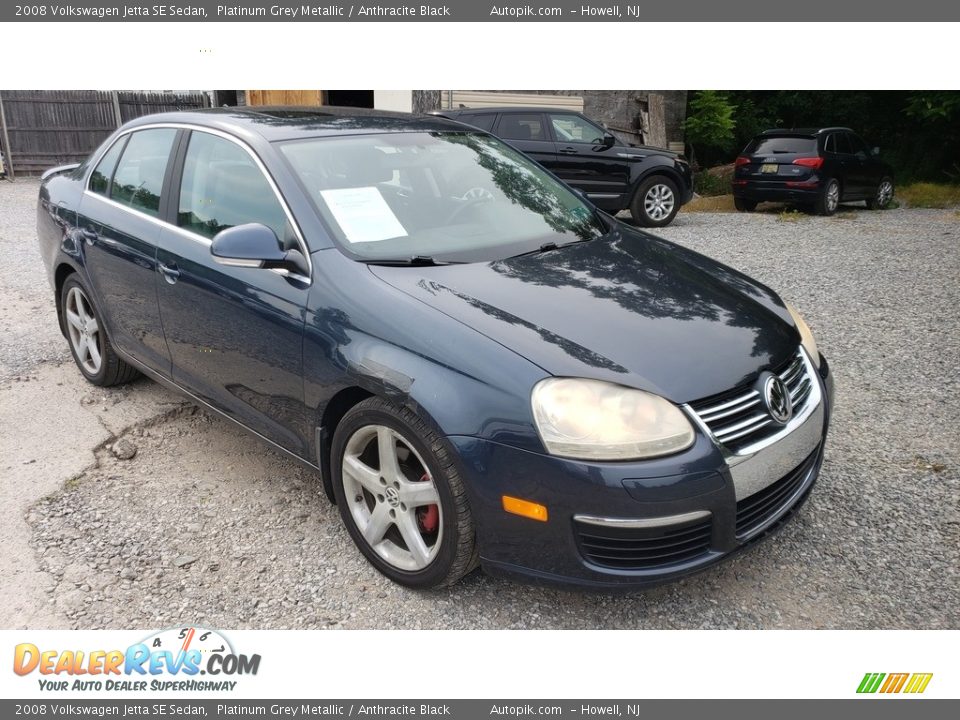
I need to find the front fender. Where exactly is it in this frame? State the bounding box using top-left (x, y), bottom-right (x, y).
top-left (629, 160), bottom-right (687, 200)
top-left (303, 250), bottom-right (550, 457)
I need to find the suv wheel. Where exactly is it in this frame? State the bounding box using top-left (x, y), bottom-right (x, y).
top-left (866, 177), bottom-right (894, 210)
top-left (814, 178), bottom-right (840, 216)
top-left (734, 197), bottom-right (757, 212)
top-left (631, 176), bottom-right (680, 227)
top-left (331, 397), bottom-right (478, 589)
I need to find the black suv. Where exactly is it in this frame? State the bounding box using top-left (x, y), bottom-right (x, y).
top-left (733, 127), bottom-right (894, 216)
top-left (433, 107), bottom-right (693, 227)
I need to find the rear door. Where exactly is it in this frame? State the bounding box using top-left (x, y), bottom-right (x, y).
top-left (76, 127), bottom-right (180, 374)
top-left (492, 112), bottom-right (557, 168)
top-left (846, 132), bottom-right (878, 196)
top-left (155, 129), bottom-right (311, 456)
top-left (544, 112), bottom-right (631, 210)
top-left (825, 132), bottom-right (863, 197)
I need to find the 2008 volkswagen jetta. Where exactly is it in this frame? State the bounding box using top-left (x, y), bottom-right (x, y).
top-left (37, 107), bottom-right (834, 589)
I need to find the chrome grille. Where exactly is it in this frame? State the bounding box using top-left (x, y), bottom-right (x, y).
top-left (689, 349), bottom-right (816, 453)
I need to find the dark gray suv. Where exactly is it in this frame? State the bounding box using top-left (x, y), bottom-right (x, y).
top-left (433, 107), bottom-right (694, 227)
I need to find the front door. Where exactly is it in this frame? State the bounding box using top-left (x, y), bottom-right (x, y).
top-left (543, 112), bottom-right (631, 211)
top-left (155, 129), bottom-right (311, 456)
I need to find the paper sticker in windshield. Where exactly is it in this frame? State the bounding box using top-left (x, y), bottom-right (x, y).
top-left (319, 187), bottom-right (408, 244)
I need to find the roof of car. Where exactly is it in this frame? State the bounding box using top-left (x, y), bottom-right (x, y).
top-left (122, 105), bottom-right (471, 141)
top-left (435, 107), bottom-right (582, 115)
top-left (760, 127), bottom-right (854, 136)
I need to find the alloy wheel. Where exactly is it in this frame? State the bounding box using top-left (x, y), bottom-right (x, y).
top-left (340, 424), bottom-right (443, 572)
top-left (65, 286), bottom-right (103, 375)
top-left (876, 180), bottom-right (894, 207)
top-left (644, 183), bottom-right (676, 221)
top-left (826, 181), bottom-right (840, 213)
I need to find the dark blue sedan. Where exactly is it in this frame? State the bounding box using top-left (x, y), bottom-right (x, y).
top-left (37, 107), bottom-right (834, 589)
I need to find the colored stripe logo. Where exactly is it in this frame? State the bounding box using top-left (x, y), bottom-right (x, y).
top-left (857, 672), bottom-right (933, 694)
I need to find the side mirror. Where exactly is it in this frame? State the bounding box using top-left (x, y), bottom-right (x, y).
top-left (601, 133), bottom-right (616, 148)
top-left (871, 146), bottom-right (880, 156)
top-left (211, 223), bottom-right (308, 277)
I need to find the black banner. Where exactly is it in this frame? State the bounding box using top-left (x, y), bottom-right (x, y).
top-left (5, 1), bottom-right (960, 22)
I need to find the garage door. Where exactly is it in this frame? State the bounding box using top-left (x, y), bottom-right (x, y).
top-left (443, 91), bottom-right (584, 112)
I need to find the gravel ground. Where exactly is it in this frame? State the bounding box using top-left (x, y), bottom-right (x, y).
top-left (0, 179), bottom-right (70, 380)
top-left (2, 177), bottom-right (958, 629)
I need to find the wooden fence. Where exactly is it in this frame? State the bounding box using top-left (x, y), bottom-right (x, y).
top-left (0, 90), bottom-right (209, 177)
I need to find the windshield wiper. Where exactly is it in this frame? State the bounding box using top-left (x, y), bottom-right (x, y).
top-left (511, 237), bottom-right (601, 259)
top-left (365, 255), bottom-right (465, 267)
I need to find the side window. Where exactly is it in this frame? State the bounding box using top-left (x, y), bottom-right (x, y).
top-left (463, 113), bottom-right (496, 132)
top-left (88, 136), bottom-right (127, 196)
top-left (496, 113), bottom-right (547, 142)
top-left (833, 133), bottom-right (853, 155)
top-left (823, 134), bottom-right (836, 154)
top-left (548, 113), bottom-right (605, 144)
top-left (848, 133), bottom-right (870, 156)
top-left (109, 129), bottom-right (177, 216)
top-left (177, 131), bottom-right (291, 245)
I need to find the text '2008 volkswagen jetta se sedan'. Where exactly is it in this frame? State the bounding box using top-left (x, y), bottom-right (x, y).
top-left (37, 107), bottom-right (834, 589)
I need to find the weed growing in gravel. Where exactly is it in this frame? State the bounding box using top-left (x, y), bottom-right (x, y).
top-left (914, 455), bottom-right (947, 473)
top-left (897, 182), bottom-right (960, 208)
top-left (777, 209), bottom-right (804, 222)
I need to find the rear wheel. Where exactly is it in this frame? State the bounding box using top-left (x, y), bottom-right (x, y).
top-left (734, 197), bottom-right (757, 212)
top-left (331, 397), bottom-right (478, 589)
top-left (61, 276), bottom-right (139, 386)
top-left (866, 177), bottom-right (894, 209)
top-left (814, 178), bottom-right (840, 216)
top-left (630, 176), bottom-right (680, 227)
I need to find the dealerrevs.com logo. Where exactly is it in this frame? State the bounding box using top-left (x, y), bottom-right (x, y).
top-left (857, 673), bottom-right (933, 694)
top-left (13, 627), bottom-right (260, 692)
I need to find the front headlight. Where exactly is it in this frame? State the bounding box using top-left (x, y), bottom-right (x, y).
top-left (531, 378), bottom-right (695, 461)
top-left (785, 302), bottom-right (821, 368)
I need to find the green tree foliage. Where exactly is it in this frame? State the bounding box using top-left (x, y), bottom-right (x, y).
top-left (686, 91), bottom-right (960, 183)
top-left (905, 92), bottom-right (960, 123)
top-left (682, 91), bottom-right (736, 162)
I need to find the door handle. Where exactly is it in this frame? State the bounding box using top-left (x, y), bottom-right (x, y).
top-left (158, 262), bottom-right (180, 285)
top-left (559, 147), bottom-right (578, 155)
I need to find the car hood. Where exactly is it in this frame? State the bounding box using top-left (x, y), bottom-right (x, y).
top-left (623, 141), bottom-right (677, 156)
top-left (369, 228), bottom-right (799, 403)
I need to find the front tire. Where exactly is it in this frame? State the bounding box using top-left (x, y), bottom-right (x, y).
top-left (61, 276), bottom-right (139, 387)
top-left (630, 176), bottom-right (680, 227)
top-left (331, 397), bottom-right (478, 589)
top-left (866, 177), bottom-right (894, 209)
top-left (814, 178), bottom-right (840, 216)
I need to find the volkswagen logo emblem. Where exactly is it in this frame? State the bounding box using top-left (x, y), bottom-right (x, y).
top-left (385, 486), bottom-right (400, 508)
top-left (762, 374), bottom-right (793, 425)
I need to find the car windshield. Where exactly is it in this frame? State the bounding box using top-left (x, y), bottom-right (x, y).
top-left (278, 131), bottom-right (607, 263)
top-left (746, 136), bottom-right (817, 155)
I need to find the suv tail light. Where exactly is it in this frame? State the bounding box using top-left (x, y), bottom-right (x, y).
top-left (792, 157), bottom-right (824, 170)
top-left (735, 156), bottom-right (750, 167)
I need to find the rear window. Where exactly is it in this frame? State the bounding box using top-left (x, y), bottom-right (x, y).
top-left (461, 113), bottom-right (496, 132)
top-left (746, 136), bottom-right (817, 155)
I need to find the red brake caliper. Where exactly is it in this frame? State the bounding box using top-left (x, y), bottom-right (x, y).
top-left (416, 473), bottom-right (439, 533)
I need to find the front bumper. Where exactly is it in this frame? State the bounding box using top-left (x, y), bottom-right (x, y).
top-left (449, 353), bottom-right (834, 590)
